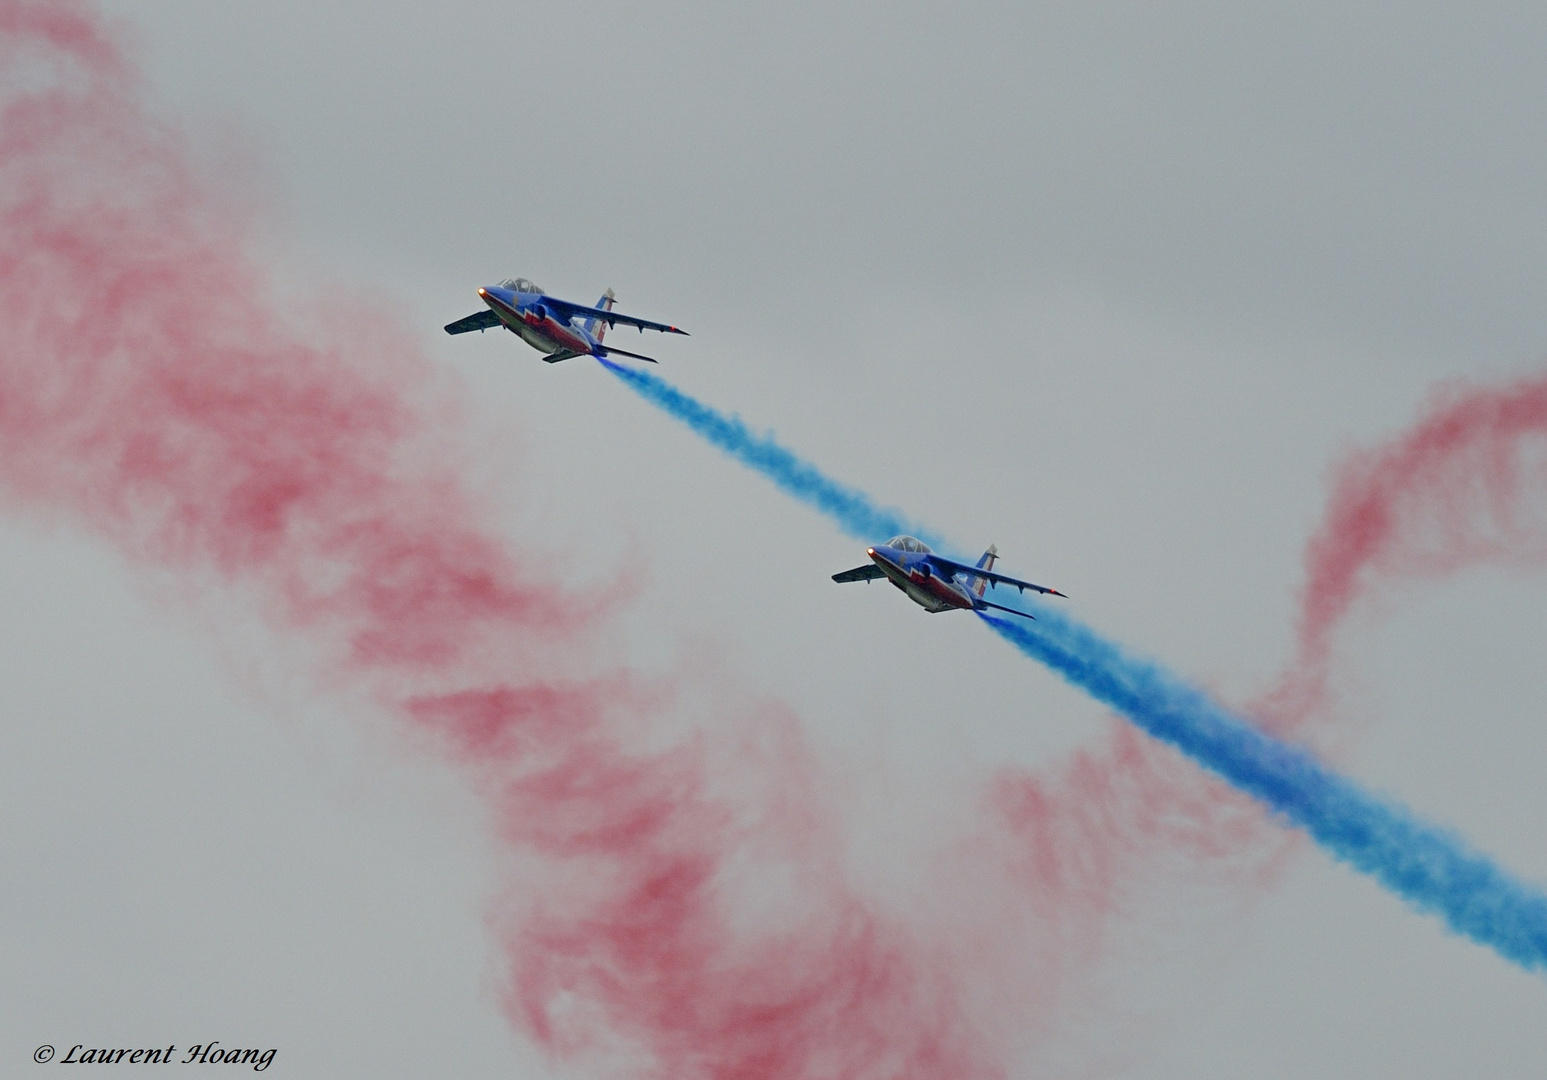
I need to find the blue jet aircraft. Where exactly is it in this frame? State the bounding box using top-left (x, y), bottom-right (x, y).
top-left (832, 538), bottom-right (1065, 620)
top-left (444, 278), bottom-right (687, 363)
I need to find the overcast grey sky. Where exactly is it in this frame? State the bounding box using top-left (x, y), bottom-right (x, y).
top-left (4, 2), bottom-right (1547, 1076)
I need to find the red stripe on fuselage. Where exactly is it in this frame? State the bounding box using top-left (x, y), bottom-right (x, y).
top-left (869, 550), bottom-right (974, 613)
top-left (910, 567), bottom-right (973, 608)
top-left (483, 293), bottom-right (595, 356)
top-left (525, 312), bottom-right (592, 354)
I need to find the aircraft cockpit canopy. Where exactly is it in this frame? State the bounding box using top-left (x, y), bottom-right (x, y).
top-left (498, 278), bottom-right (543, 294)
top-left (885, 536), bottom-right (932, 553)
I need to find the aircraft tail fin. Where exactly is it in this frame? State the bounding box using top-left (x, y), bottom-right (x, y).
top-left (970, 544), bottom-right (998, 598)
top-left (585, 288), bottom-right (617, 343)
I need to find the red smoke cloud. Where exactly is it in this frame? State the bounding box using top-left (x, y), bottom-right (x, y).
top-left (988, 375), bottom-right (1547, 1012)
top-left (990, 369), bottom-right (1547, 1039)
top-left (6, 4), bottom-right (1547, 1079)
top-left (0, 5), bottom-right (1016, 1077)
top-left (1267, 376), bottom-right (1547, 736)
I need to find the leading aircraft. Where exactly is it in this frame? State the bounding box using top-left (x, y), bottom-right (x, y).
top-left (444, 278), bottom-right (687, 363)
top-left (832, 537), bottom-right (1065, 620)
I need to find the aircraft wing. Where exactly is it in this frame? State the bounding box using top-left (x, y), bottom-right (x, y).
top-left (832, 564), bottom-right (885, 583)
top-left (542, 296), bottom-right (688, 336)
top-left (923, 554), bottom-right (1066, 597)
top-left (445, 309), bottom-right (502, 334)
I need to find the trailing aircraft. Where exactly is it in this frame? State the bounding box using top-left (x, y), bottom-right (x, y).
top-left (444, 278), bottom-right (687, 363)
top-left (832, 537), bottom-right (1064, 620)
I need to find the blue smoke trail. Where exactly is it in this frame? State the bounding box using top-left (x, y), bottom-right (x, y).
top-left (600, 356), bottom-right (1547, 973)
top-left (598, 358), bottom-right (941, 549)
top-left (982, 608), bottom-right (1547, 971)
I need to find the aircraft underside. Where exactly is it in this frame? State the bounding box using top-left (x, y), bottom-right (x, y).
top-left (876, 561), bottom-right (972, 613)
top-left (512, 321), bottom-right (562, 355)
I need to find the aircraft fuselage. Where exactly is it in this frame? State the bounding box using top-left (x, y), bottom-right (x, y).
top-left (831, 538), bottom-right (1055, 621)
top-left (481, 285), bottom-right (596, 358)
top-left (445, 278), bottom-right (684, 363)
top-left (867, 544), bottom-right (976, 613)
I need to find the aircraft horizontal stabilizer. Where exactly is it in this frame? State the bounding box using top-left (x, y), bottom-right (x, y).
top-left (975, 597), bottom-right (1036, 620)
top-left (599, 344), bottom-right (660, 364)
top-left (832, 564), bottom-right (885, 583)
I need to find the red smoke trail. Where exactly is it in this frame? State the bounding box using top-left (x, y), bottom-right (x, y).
top-left (0, 5), bottom-right (1035, 1078)
top-left (992, 371), bottom-right (1547, 1018)
top-left (1267, 376), bottom-right (1547, 737)
top-left (8, 4), bottom-right (1547, 1077)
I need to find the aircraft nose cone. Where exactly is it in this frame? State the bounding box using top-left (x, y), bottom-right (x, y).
top-left (481, 285), bottom-right (515, 309)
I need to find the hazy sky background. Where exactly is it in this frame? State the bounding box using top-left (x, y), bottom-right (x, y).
top-left (4, 2), bottom-right (1547, 1076)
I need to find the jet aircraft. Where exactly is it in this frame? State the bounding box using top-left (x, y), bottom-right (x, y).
top-left (832, 537), bottom-right (1065, 620)
top-left (444, 278), bottom-right (687, 363)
